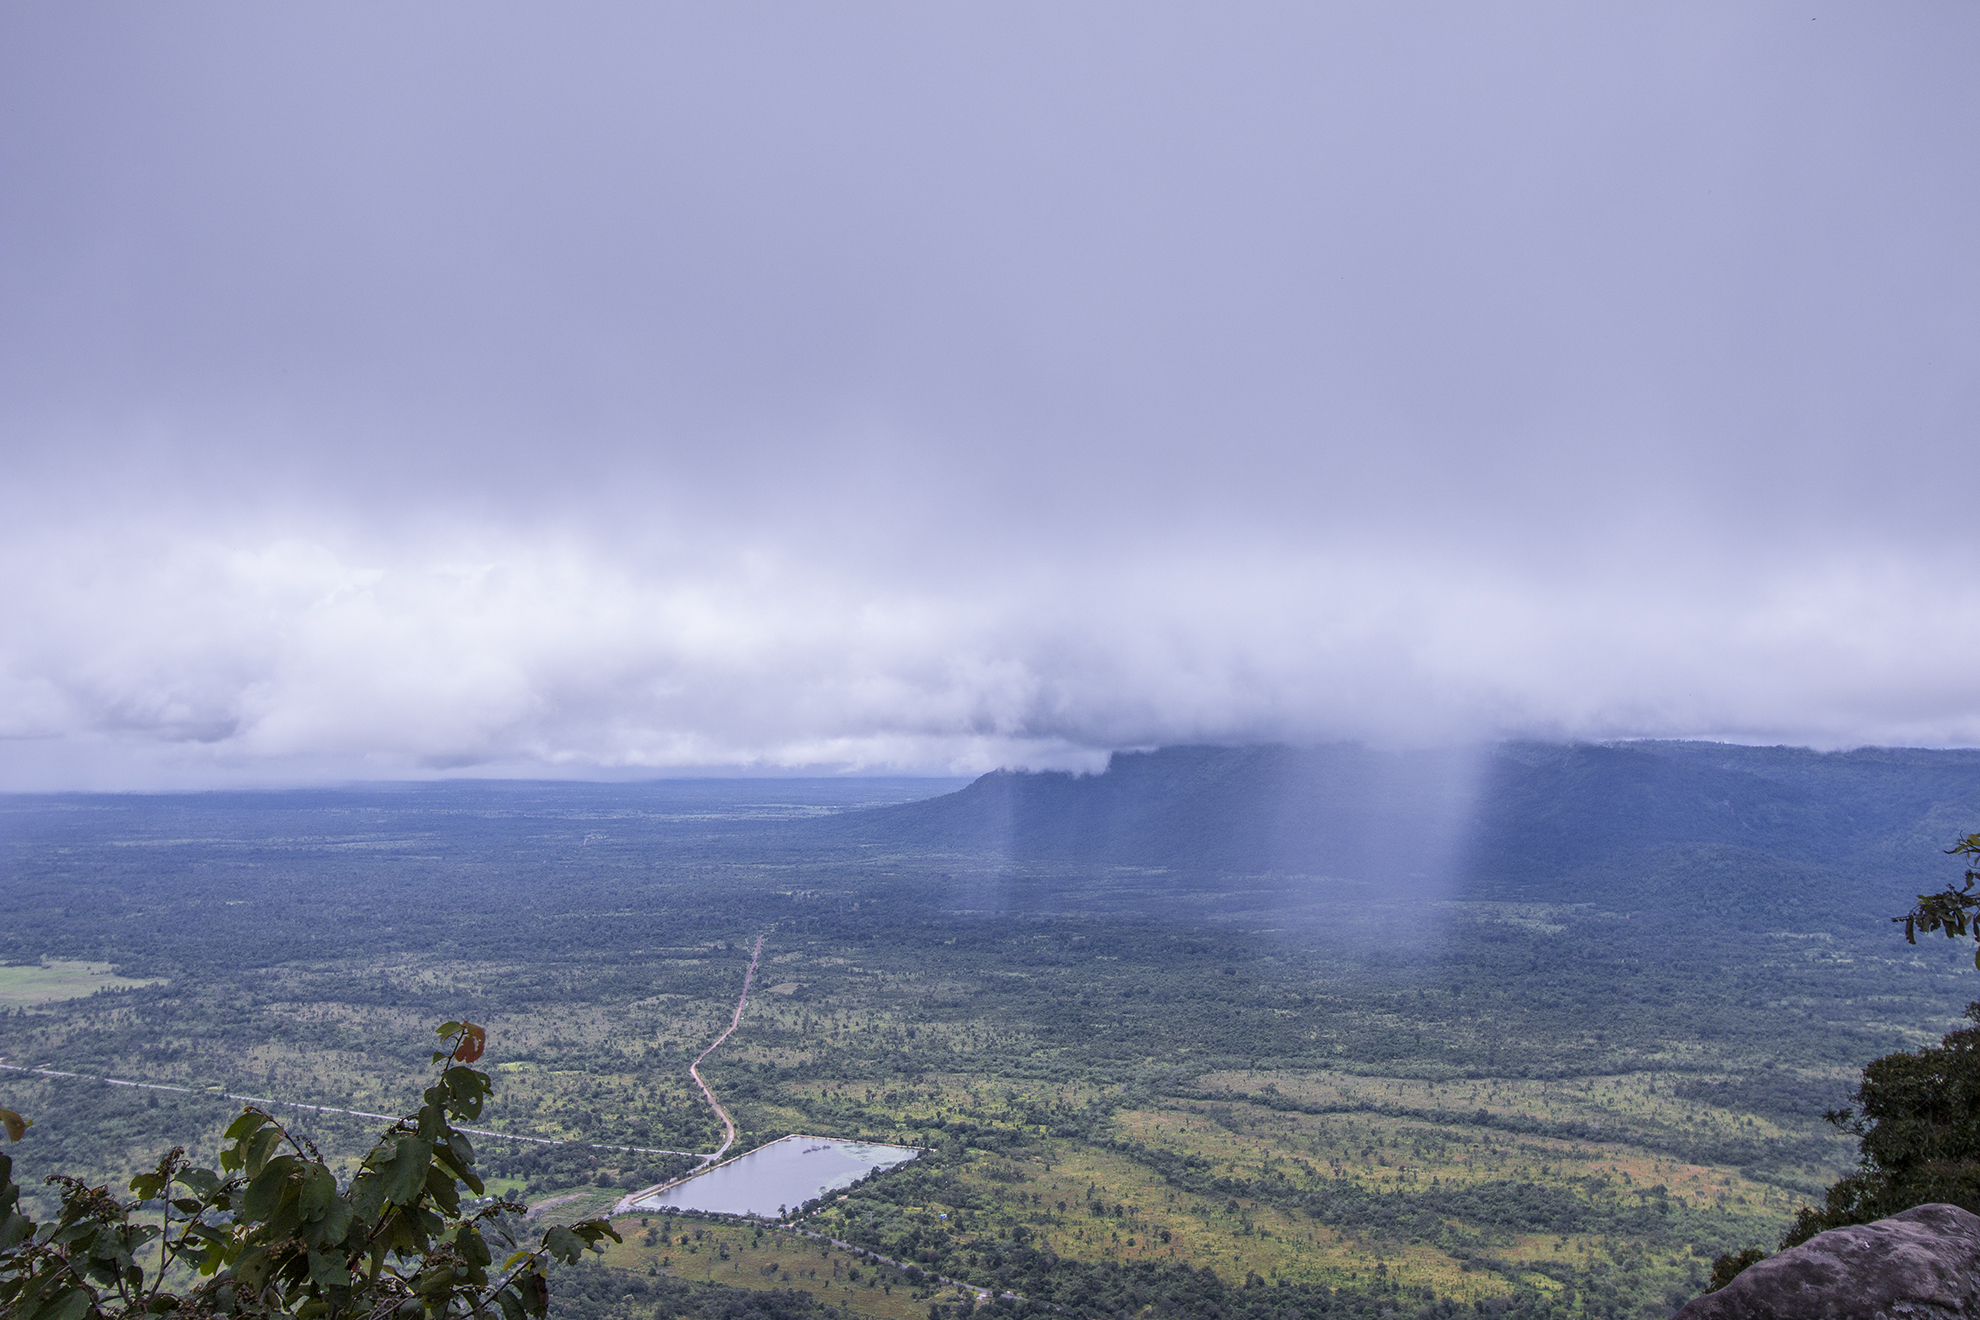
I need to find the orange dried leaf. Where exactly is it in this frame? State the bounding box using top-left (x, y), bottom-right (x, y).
top-left (453, 1024), bottom-right (487, 1063)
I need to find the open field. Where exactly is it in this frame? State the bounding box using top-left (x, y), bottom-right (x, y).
top-left (598, 1214), bottom-right (954, 1320)
top-left (0, 959), bottom-right (164, 1007)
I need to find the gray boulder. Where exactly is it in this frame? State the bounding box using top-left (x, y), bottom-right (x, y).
top-left (1676, 1204), bottom-right (1980, 1320)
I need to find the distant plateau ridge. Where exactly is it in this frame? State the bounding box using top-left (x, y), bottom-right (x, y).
top-left (804, 741), bottom-right (1980, 914)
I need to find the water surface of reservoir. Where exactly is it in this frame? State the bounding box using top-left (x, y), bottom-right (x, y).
top-left (631, 1135), bottom-right (920, 1217)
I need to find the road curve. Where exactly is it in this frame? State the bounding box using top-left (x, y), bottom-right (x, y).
top-left (690, 933), bottom-right (764, 1166)
top-left (616, 934), bottom-right (766, 1213)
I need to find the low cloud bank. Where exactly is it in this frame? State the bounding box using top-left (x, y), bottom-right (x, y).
top-left (7, 516), bottom-right (1979, 790)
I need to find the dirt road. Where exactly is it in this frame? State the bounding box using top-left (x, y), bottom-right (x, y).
top-left (690, 932), bottom-right (764, 1165)
top-left (616, 933), bottom-right (765, 1212)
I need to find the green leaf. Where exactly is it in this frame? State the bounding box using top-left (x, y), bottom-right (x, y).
top-left (300, 1197), bottom-right (354, 1251)
top-left (241, 1159), bottom-right (299, 1222)
top-left (307, 1251), bottom-right (352, 1290)
top-left (0, 1110), bottom-right (29, 1143)
top-left (241, 1128), bottom-right (285, 1178)
top-left (422, 1163), bottom-right (462, 1218)
top-left (518, 1270), bottom-right (549, 1317)
top-left (28, 1286), bottom-right (93, 1320)
top-left (541, 1225), bottom-right (585, 1264)
top-left (567, 1218), bottom-right (621, 1248)
top-left (455, 1222), bottom-right (491, 1269)
top-left (378, 1138), bottom-right (433, 1206)
top-left (494, 1287), bottom-right (527, 1320)
top-left (433, 1137), bottom-right (483, 1196)
top-left (222, 1111), bottom-right (269, 1142)
top-left (348, 1170), bottom-right (386, 1224)
top-left (174, 1168), bottom-right (221, 1198)
top-left (51, 1220), bottom-right (101, 1249)
top-left (442, 1070), bottom-right (489, 1121)
top-left (297, 1164), bottom-right (337, 1221)
top-left (233, 1246), bottom-right (273, 1291)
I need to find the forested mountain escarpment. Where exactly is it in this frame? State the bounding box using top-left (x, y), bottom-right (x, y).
top-left (804, 740), bottom-right (1980, 909)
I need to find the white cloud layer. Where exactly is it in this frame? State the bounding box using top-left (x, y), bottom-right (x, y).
top-left (8, 514), bottom-right (1980, 789)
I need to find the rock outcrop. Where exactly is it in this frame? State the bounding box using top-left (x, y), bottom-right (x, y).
top-left (1675, 1204), bottom-right (1980, 1320)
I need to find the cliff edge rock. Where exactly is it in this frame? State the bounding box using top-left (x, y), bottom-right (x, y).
top-left (1676, 1204), bottom-right (1980, 1320)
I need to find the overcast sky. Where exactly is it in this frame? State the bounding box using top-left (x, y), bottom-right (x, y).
top-left (3, 4), bottom-right (1978, 788)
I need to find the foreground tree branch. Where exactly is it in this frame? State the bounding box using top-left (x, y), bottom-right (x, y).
top-left (0, 1020), bottom-right (619, 1320)
top-left (1895, 833), bottom-right (1980, 967)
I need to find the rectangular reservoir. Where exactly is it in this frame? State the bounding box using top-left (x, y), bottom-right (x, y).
top-left (630, 1134), bottom-right (920, 1218)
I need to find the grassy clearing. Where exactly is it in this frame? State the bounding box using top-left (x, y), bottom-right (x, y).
top-left (0, 961), bottom-right (164, 1008)
top-left (1125, 1096), bottom-right (1831, 1211)
top-left (1196, 1068), bottom-right (1820, 1150)
top-left (600, 1215), bottom-right (946, 1320)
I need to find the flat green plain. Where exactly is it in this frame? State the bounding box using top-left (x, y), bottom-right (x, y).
top-left (0, 960), bottom-right (164, 1008)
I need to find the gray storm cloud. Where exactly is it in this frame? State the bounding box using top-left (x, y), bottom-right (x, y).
top-left (3, 4), bottom-right (1978, 787)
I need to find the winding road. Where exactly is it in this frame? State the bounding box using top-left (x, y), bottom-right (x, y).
top-left (11, 938), bottom-right (1019, 1302)
top-left (689, 933), bottom-right (764, 1166)
top-left (615, 933), bottom-right (765, 1211)
top-left (3, 935), bottom-right (775, 1217)
top-left (613, 938), bottom-right (1027, 1305)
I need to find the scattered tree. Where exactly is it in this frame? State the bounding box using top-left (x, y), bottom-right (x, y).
top-left (1776, 833), bottom-right (1980, 1249)
top-left (1780, 1003), bottom-right (1980, 1248)
top-left (1706, 1247), bottom-right (1765, 1292)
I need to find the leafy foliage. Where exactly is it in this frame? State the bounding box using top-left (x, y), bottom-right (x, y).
top-left (1779, 1002), bottom-right (1980, 1248)
top-left (1704, 1247), bottom-right (1763, 1293)
top-left (0, 1022), bottom-right (618, 1320)
top-left (1896, 834), bottom-right (1980, 968)
top-left (1772, 834), bottom-right (1980, 1249)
